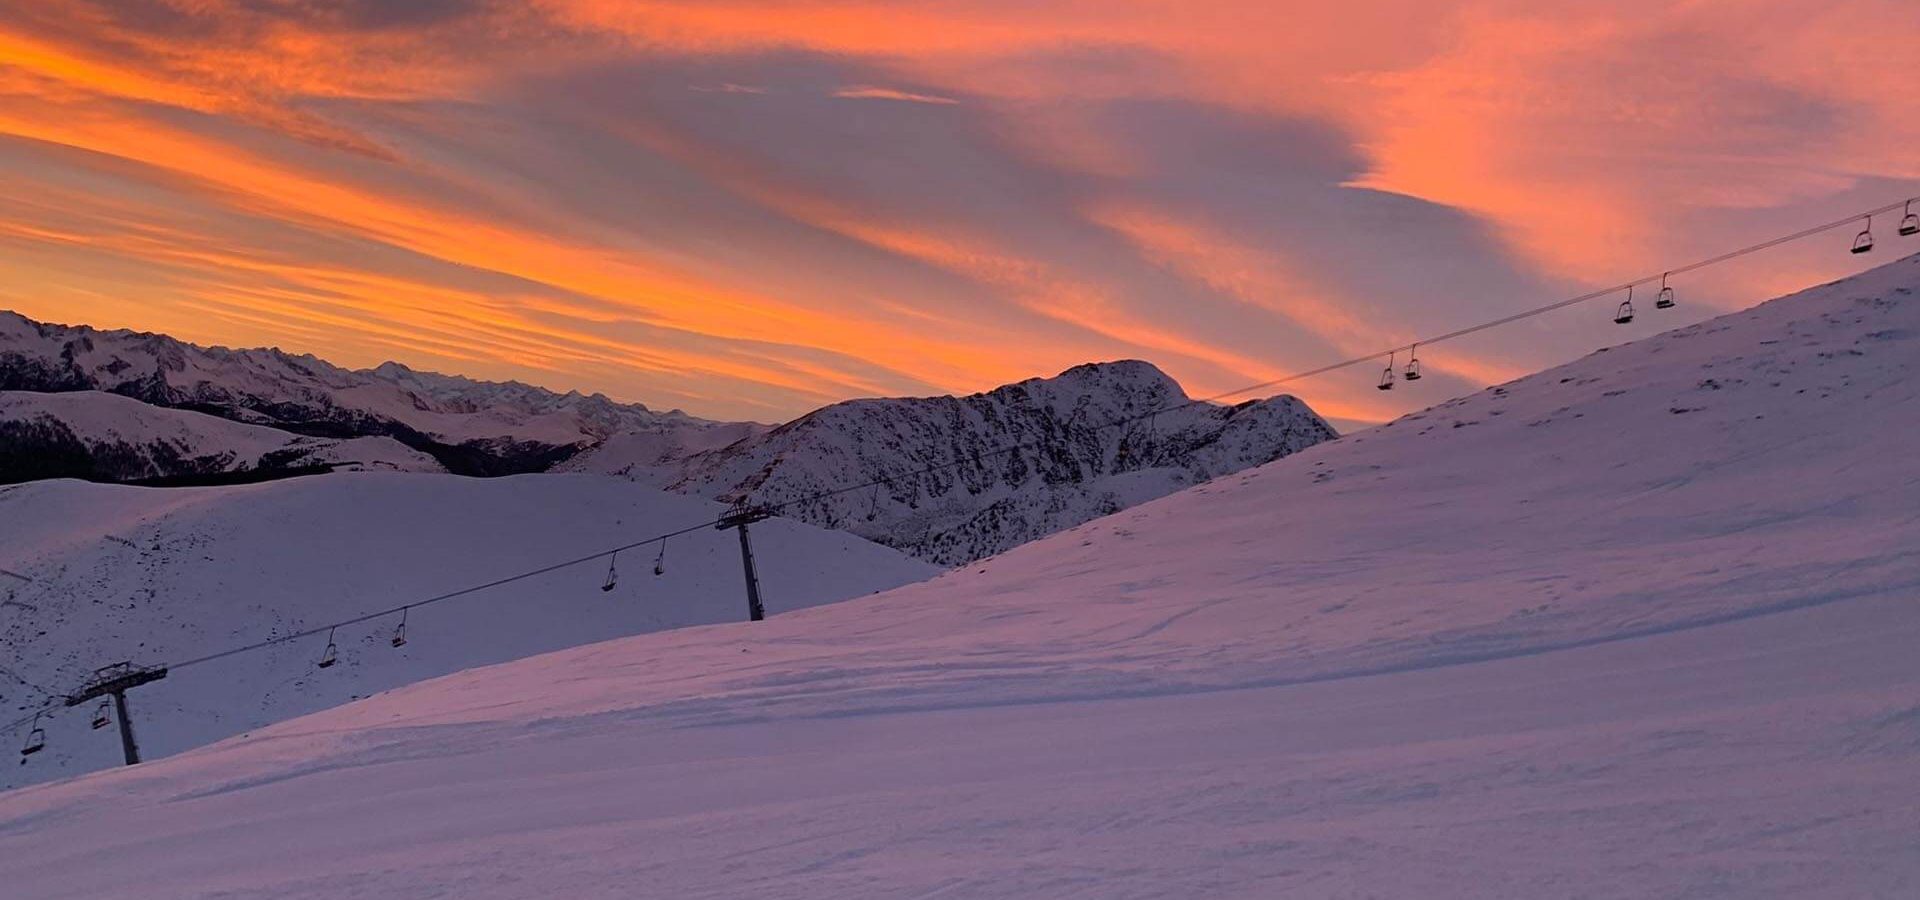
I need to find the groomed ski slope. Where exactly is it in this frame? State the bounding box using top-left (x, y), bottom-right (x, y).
top-left (2, 255), bottom-right (1919, 897)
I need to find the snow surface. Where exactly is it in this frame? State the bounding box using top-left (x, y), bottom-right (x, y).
top-left (3, 254), bottom-right (1920, 897)
top-left (0, 474), bottom-right (938, 791)
top-left (0, 390), bottom-right (443, 478)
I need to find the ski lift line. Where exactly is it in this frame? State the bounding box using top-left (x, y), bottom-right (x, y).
top-left (1, 704), bottom-right (52, 739)
top-left (1179, 195), bottom-right (1920, 405)
top-left (87, 194), bottom-right (1919, 685)
top-left (161, 517), bottom-right (726, 673)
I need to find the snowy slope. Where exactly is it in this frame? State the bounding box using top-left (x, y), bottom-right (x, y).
top-left (0, 390), bottom-right (443, 483)
top-left (567, 360), bottom-right (1337, 564)
top-left (0, 311), bottom-right (744, 474)
top-left (3, 254), bottom-right (1920, 897)
top-left (0, 474), bottom-right (938, 791)
top-left (558, 418), bottom-right (769, 481)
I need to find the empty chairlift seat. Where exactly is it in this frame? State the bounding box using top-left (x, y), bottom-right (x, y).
top-left (1852, 217), bottom-right (1875, 254)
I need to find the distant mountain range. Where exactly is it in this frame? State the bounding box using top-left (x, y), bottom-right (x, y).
top-left (0, 390), bottom-right (442, 484)
top-left (1, 310), bottom-right (1337, 563)
top-left (0, 310), bottom-right (743, 477)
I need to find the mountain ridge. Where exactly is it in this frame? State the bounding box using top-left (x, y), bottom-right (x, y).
top-left (0, 310), bottom-right (739, 475)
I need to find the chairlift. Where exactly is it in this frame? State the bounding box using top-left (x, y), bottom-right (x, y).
top-left (1900, 200), bottom-right (1918, 237)
top-left (1613, 286), bottom-right (1635, 325)
top-left (1403, 344), bottom-right (1423, 381)
top-left (601, 552), bottom-right (619, 592)
top-left (90, 699), bottom-right (111, 730)
top-left (1377, 352), bottom-right (1396, 391)
top-left (20, 712), bottom-right (45, 757)
top-left (1655, 272), bottom-right (1676, 310)
top-left (391, 608), bottom-right (408, 648)
top-left (1851, 216), bottom-right (1874, 254)
top-left (317, 626), bottom-right (339, 669)
top-left (865, 483), bottom-right (883, 521)
top-left (653, 540), bottom-right (667, 577)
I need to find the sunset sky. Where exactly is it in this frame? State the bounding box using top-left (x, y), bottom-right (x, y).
top-left (1, 1), bottom-right (1915, 426)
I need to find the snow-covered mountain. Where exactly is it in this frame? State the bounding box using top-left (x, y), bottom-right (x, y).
top-left (567, 360), bottom-right (1338, 564)
top-left (0, 473), bottom-right (938, 791)
top-left (4, 254), bottom-right (1915, 898)
top-left (0, 391), bottom-right (443, 484)
top-left (0, 311), bottom-right (743, 476)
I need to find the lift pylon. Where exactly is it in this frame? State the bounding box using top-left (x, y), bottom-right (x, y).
top-left (64, 662), bottom-right (167, 766)
top-left (716, 504), bottom-right (774, 622)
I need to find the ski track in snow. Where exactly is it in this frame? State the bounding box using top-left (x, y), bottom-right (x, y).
top-left (1, 255), bottom-right (1920, 897)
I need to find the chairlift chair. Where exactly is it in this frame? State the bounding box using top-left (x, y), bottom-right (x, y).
top-left (1376, 352), bottom-right (1396, 391)
top-left (317, 627), bottom-right (339, 669)
top-left (90, 699), bottom-right (111, 730)
top-left (391, 608), bottom-right (408, 648)
top-left (1852, 217), bottom-right (1874, 254)
top-left (653, 540), bottom-right (667, 577)
top-left (1403, 344), bottom-right (1423, 381)
top-left (1613, 286), bottom-right (1635, 325)
top-left (20, 712), bottom-right (46, 757)
top-left (1655, 273), bottom-right (1676, 310)
top-left (1900, 201), bottom-right (1918, 237)
top-left (601, 552), bottom-right (618, 592)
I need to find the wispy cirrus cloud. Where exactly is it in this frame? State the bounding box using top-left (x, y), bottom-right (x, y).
top-left (833, 86), bottom-right (960, 105)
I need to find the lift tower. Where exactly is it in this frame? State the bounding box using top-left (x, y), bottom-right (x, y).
top-left (715, 504), bottom-right (773, 622)
top-left (64, 662), bottom-right (168, 766)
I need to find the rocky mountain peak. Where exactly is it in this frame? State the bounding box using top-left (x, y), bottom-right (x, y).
top-left (570, 360), bottom-right (1337, 565)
